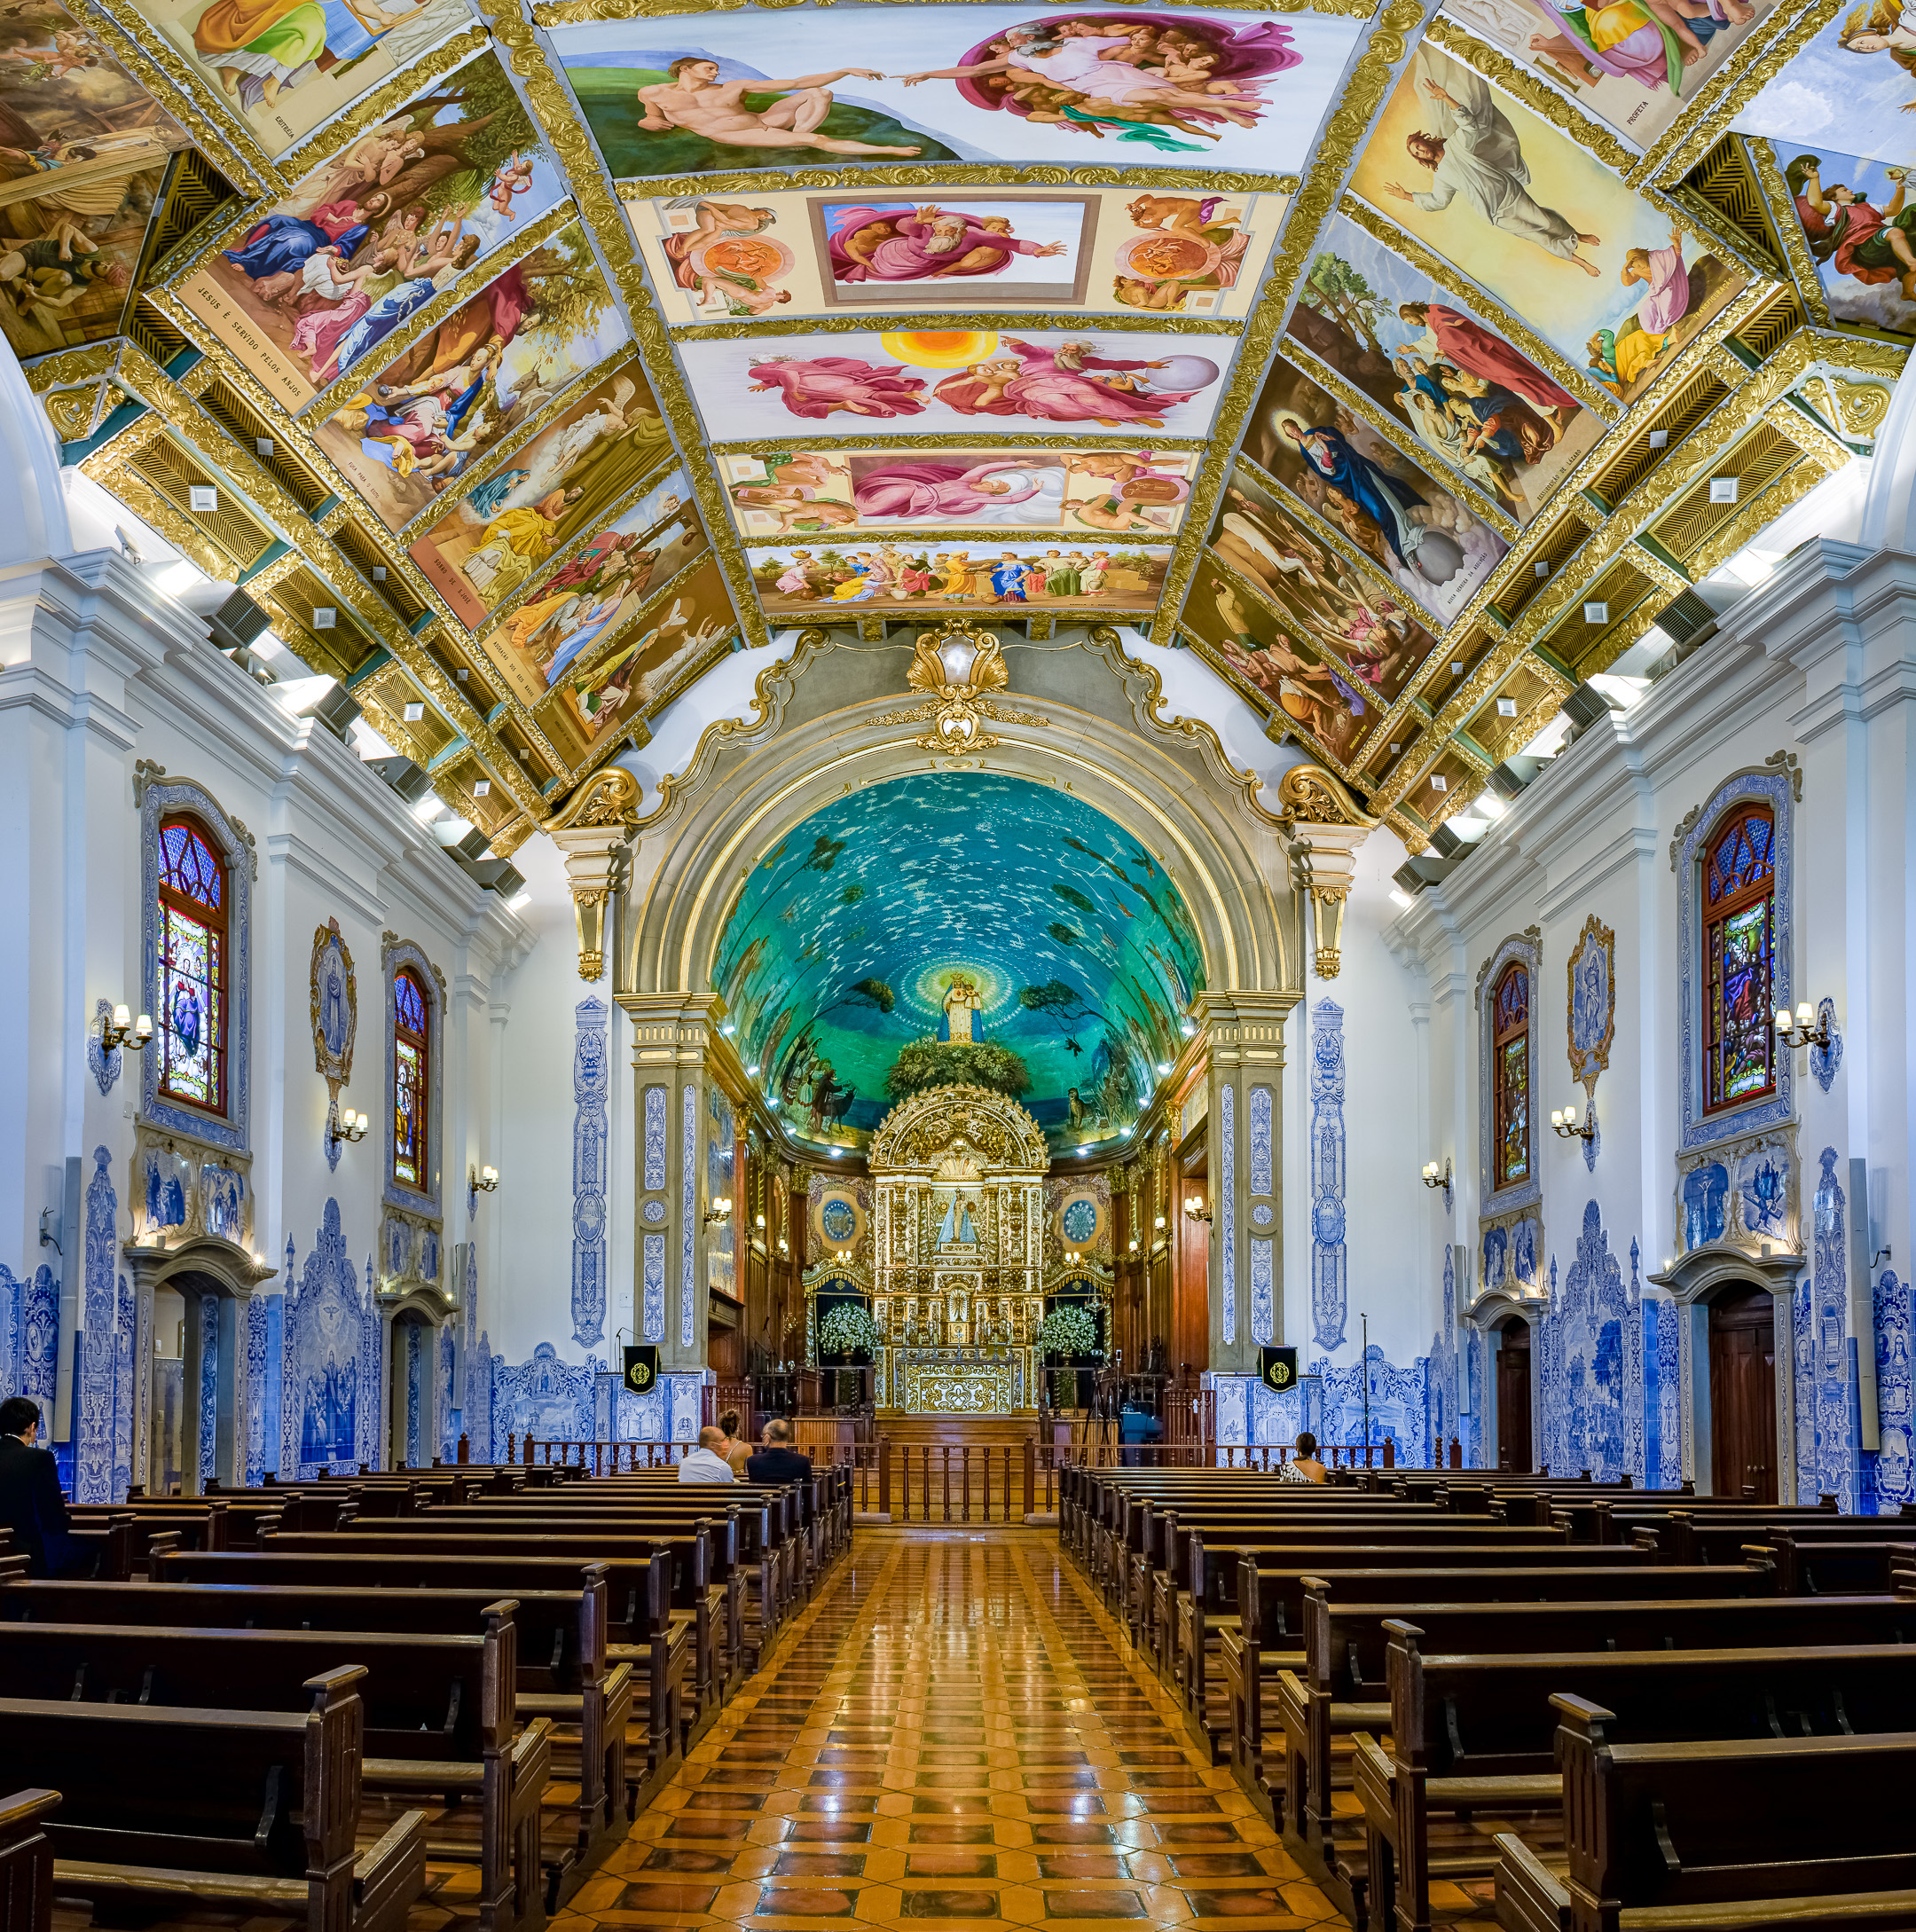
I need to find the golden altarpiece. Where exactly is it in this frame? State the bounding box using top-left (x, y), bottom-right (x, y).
top-left (864, 1084), bottom-right (1050, 1418)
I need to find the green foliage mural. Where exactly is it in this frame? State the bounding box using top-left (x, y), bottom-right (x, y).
top-left (712, 774), bottom-right (1205, 1149)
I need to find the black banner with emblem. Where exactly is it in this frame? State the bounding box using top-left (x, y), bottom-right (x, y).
top-left (1260, 1347), bottom-right (1299, 1394)
top-left (623, 1345), bottom-right (660, 1394)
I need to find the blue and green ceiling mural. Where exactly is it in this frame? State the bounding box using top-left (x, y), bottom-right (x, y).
top-left (713, 774), bottom-right (1205, 1151)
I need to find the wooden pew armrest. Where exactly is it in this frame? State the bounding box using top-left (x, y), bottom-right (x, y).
top-left (1426, 1773), bottom-right (1560, 1807)
top-left (1273, 1669), bottom-right (1309, 1736)
top-left (511, 1714), bottom-right (554, 1825)
top-left (354, 1808), bottom-right (428, 1932)
top-left (362, 1759), bottom-right (485, 1790)
top-left (1493, 1830), bottom-right (1571, 1932)
top-left (1351, 1732), bottom-right (1395, 1838)
top-left (1328, 1700), bottom-right (1390, 1728)
top-left (51, 1861), bottom-right (309, 1910)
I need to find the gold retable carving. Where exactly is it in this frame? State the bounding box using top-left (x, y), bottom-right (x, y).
top-left (868, 624), bottom-right (1051, 754)
top-left (898, 1356), bottom-right (1020, 1417)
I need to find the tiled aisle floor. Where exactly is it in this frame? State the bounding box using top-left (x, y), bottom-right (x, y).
top-left (560, 1527), bottom-right (1347, 1932)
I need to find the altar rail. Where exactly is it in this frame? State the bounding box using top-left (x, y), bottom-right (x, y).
top-left (503, 1427), bottom-right (1441, 1520)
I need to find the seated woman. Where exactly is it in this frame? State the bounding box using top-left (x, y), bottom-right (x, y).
top-left (1279, 1428), bottom-right (1330, 1484)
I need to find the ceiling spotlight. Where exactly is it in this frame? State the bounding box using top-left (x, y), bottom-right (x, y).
top-left (1156, 1061), bottom-right (1172, 1075)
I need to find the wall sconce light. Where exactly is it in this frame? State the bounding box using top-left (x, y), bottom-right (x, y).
top-left (704, 1197), bottom-right (733, 1229)
top-left (1152, 1213), bottom-right (1166, 1231)
top-left (756, 1212), bottom-right (766, 1229)
top-left (469, 1164), bottom-right (499, 1193)
top-left (778, 1237), bottom-right (789, 1256)
top-left (99, 1003), bottom-right (153, 1055)
top-left (1775, 1001), bottom-right (1834, 1053)
top-left (1549, 1103), bottom-right (1597, 1144)
top-left (1128, 1237), bottom-right (1139, 1253)
top-left (1183, 1194), bottom-right (1212, 1223)
top-left (1421, 1158), bottom-right (1453, 1211)
top-left (327, 1108), bottom-right (368, 1155)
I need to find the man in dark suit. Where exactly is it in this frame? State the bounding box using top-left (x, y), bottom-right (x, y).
top-left (745, 1417), bottom-right (814, 1485)
top-left (0, 1395), bottom-right (75, 1577)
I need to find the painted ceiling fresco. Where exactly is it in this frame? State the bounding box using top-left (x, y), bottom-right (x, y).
top-left (17, 0), bottom-right (1904, 860)
top-left (712, 773), bottom-right (1205, 1150)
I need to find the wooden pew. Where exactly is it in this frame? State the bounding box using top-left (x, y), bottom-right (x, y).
top-left (5, 1666), bottom-right (427, 1932)
top-left (1366, 1606), bottom-right (1916, 1932)
top-left (0, 1613), bottom-right (546, 1932)
top-left (0, 1788), bottom-right (56, 1932)
top-left (0, 1572), bottom-right (637, 1850)
top-left (1496, 1695), bottom-right (1916, 1932)
top-left (151, 1547), bottom-right (687, 1785)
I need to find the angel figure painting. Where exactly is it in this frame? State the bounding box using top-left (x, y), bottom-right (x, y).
top-left (177, 53), bottom-right (565, 410)
top-left (1734, 3), bottom-right (1916, 177)
top-left (1243, 356), bottom-right (1507, 625)
top-left (1353, 45), bottom-right (1743, 388)
top-left (409, 363), bottom-right (676, 626)
top-left (751, 542), bottom-right (1166, 613)
top-left (310, 223), bottom-right (627, 533)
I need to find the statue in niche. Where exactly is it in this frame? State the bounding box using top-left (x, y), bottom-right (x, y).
top-left (940, 971), bottom-right (984, 1042)
top-left (938, 1190), bottom-right (979, 1247)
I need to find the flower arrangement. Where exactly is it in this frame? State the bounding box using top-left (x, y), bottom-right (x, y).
top-left (1037, 1302), bottom-right (1103, 1361)
top-left (818, 1301), bottom-right (883, 1359)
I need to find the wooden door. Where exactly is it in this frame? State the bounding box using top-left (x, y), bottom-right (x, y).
top-left (1708, 1285), bottom-right (1778, 1502)
top-left (1174, 1154), bottom-right (1209, 1375)
top-left (1496, 1322), bottom-right (1533, 1473)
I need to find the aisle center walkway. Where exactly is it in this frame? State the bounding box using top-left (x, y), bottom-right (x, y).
top-left (556, 1527), bottom-right (1343, 1931)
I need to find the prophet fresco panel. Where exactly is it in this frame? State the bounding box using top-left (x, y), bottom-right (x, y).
top-left (1285, 211), bottom-right (1604, 522)
top-left (1774, 143), bottom-right (1916, 334)
top-left (546, 555), bottom-right (739, 750)
top-left (749, 540), bottom-right (1167, 613)
top-left (128, 0), bottom-right (467, 157)
top-left (554, 8), bottom-right (1364, 177)
top-left (0, 3), bottom-right (192, 357)
top-left (1240, 354), bottom-right (1509, 624)
top-left (722, 446), bottom-right (1198, 537)
top-left (481, 476), bottom-right (704, 705)
top-left (1736, 4), bottom-right (1916, 172)
top-left (173, 51), bottom-right (567, 411)
top-left (1441, 0), bottom-right (1783, 150)
top-left (625, 186), bottom-right (1284, 325)
top-left (408, 362), bottom-right (677, 626)
top-left (1350, 46), bottom-right (1745, 397)
top-left (308, 220), bottom-right (627, 531)
top-left (679, 328), bottom-right (1229, 439)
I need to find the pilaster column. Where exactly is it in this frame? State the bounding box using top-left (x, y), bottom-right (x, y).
top-left (1276, 766), bottom-right (1378, 981)
top-left (549, 770), bottom-right (640, 982)
top-left (1195, 990), bottom-right (1300, 1374)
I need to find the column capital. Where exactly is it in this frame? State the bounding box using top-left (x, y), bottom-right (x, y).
top-left (549, 769), bottom-right (642, 981)
top-left (1276, 765), bottom-right (1378, 980)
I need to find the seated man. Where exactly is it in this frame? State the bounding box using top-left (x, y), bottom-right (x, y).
top-left (745, 1417), bottom-right (815, 1484)
top-left (679, 1424), bottom-right (737, 1483)
top-left (0, 1394), bottom-right (77, 1575)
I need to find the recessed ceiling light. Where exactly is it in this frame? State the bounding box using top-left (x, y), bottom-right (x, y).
top-left (1534, 561), bottom-right (1549, 577)
top-left (1583, 601), bottom-right (1608, 624)
top-left (1430, 774), bottom-right (1448, 792)
top-left (254, 437), bottom-right (274, 459)
top-left (1709, 476), bottom-right (1738, 504)
top-left (1496, 696), bottom-right (1518, 717)
top-left (472, 780), bottom-right (490, 797)
top-left (402, 702), bottom-right (424, 722)
top-left (312, 606), bottom-right (335, 630)
top-left (1449, 660), bottom-right (1464, 675)
top-left (1648, 429), bottom-right (1669, 448)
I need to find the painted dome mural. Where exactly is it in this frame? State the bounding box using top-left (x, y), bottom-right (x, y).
top-left (712, 773), bottom-right (1204, 1150)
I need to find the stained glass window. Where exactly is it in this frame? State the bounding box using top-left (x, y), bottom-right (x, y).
top-left (1704, 805), bottom-right (1776, 1113)
top-left (157, 816), bottom-right (225, 1115)
top-left (393, 968), bottom-right (429, 1190)
top-left (1492, 962), bottom-right (1530, 1190)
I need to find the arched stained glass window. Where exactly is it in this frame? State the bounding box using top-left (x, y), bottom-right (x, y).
top-left (1704, 805), bottom-right (1776, 1113)
top-left (393, 968), bottom-right (429, 1190)
top-left (157, 815), bottom-right (226, 1115)
top-left (1492, 962), bottom-right (1530, 1190)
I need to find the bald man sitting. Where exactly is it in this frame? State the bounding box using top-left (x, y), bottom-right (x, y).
top-left (679, 1425), bottom-right (737, 1482)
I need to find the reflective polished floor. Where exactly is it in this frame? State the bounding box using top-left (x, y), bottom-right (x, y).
top-left (558, 1527), bottom-right (1345, 1931)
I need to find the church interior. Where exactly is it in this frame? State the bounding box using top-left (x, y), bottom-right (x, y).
top-left (1, 0), bottom-right (1915, 1922)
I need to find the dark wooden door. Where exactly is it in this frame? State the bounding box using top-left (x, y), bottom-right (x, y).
top-left (1497, 1322), bottom-right (1533, 1473)
top-left (1709, 1285), bottom-right (1778, 1502)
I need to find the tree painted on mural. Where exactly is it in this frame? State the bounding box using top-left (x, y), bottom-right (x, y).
top-left (885, 1040), bottom-right (1031, 1103)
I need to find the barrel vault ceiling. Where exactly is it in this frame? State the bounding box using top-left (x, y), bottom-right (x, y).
top-left (15, 0), bottom-right (1909, 855)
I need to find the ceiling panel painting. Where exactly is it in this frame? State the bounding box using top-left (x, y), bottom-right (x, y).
top-left (169, 50), bottom-right (568, 411)
top-left (482, 472), bottom-right (703, 704)
top-left (408, 358), bottom-right (676, 625)
top-left (1734, 6), bottom-right (1916, 169)
top-left (1287, 209), bottom-right (1606, 522)
top-left (626, 188), bottom-right (1284, 326)
top-left (678, 328), bottom-right (1232, 439)
top-left (747, 538), bottom-right (1169, 616)
top-left (723, 446), bottom-right (1199, 538)
top-left (308, 217), bottom-right (627, 531)
top-left (546, 553), bottom-right (740, 750)
top-left (1349, 46), bottom-right (1747, 397)
top-left (711, 772), bottom-right (1205, 1149)
top-left (1771, 144), bottom-right (1916, 333)
top-left (553, 9), bottom-right (1364, 177)
top-left (1239, 354), bottom-right (1511, 624)
top-left (1441, 0), bottom-right (1781, 151)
